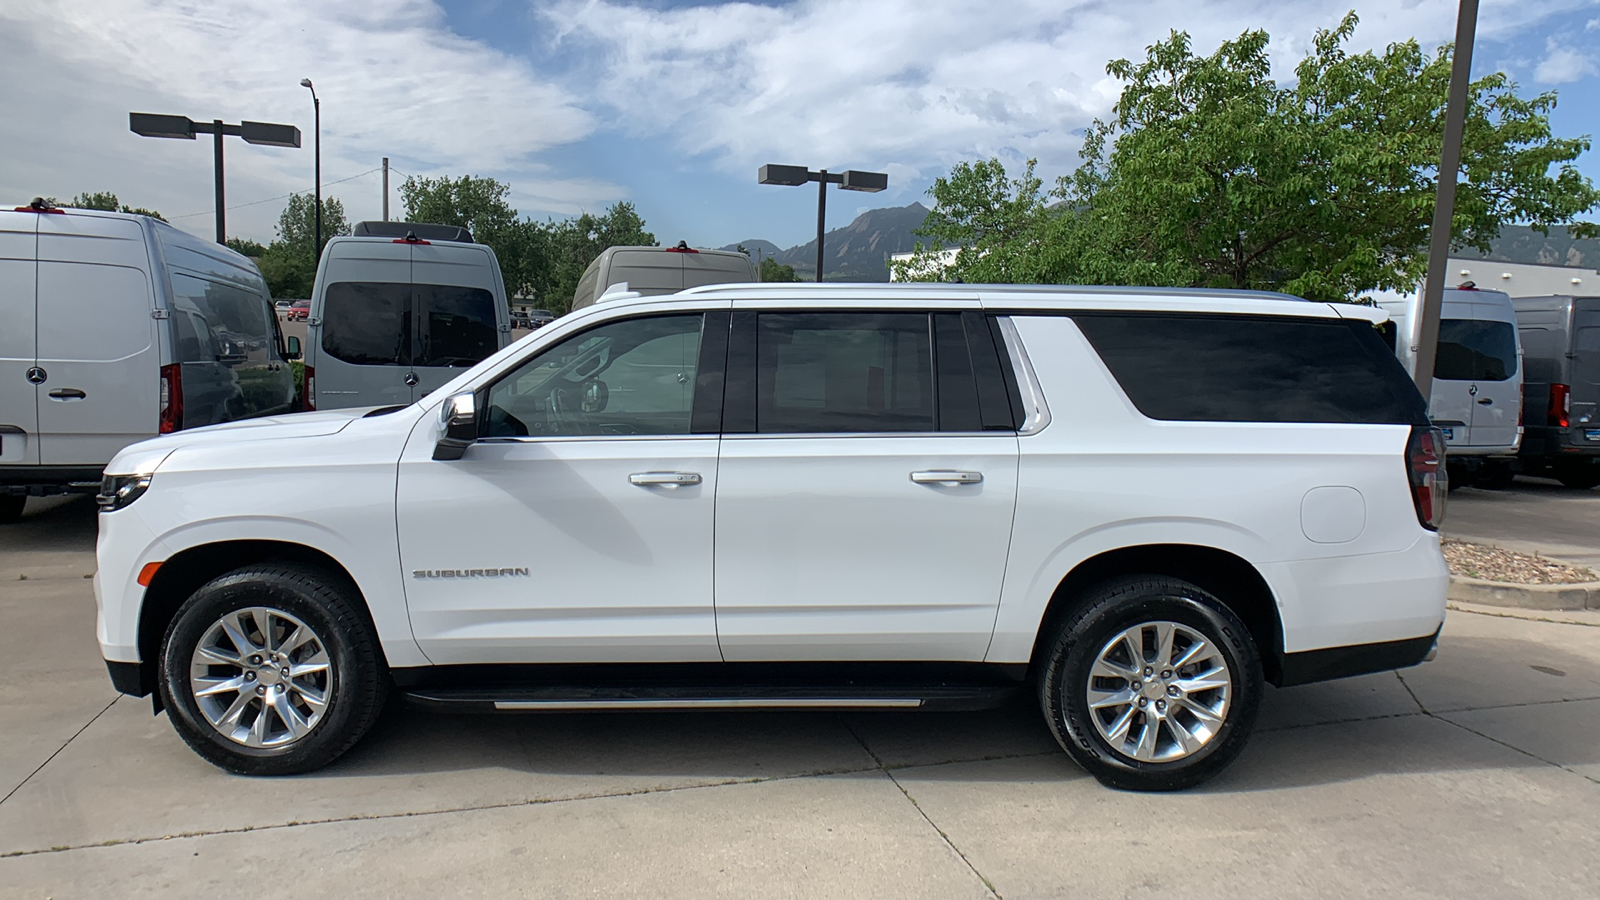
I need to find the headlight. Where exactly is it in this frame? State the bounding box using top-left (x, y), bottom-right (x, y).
top-left (97, 474), bottom-right (152, 512)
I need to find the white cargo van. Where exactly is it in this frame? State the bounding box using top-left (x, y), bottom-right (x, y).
top-left (570, 243), bottom-right (756, 312)
top-left (0, 201), bottom-right (295, 522)
top-left (304, 222), bottom-right (511, 410)
top-left (1379, 286), bottom-right (1523, 487)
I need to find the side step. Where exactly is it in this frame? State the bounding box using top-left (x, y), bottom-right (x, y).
top-left (402, 683), bottom-right (1019, 714)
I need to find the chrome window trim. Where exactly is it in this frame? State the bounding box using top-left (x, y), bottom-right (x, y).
top-left (995, 316), bottom-right (1052, 435)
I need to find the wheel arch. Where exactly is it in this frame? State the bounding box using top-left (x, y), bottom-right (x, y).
top-left (135, 540), bottom-right (381, 706)
top-left (1029, 544), bottom-right (1285, 686)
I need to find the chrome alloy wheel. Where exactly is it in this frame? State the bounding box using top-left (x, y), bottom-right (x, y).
top-left (1085, 620), bottom-right (1232, 763)
top-left (188, 607), bottom-right (333, 748)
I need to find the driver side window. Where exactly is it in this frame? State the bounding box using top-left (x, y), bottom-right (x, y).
top-left (485, 315), bottom-right (703, 437)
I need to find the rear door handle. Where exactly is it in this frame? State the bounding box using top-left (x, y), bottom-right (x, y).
top-left (629, 472), bottom-right (702, 486)
top-left (47, 388), bottom-right (86, 400)
top-left (910, 470), bottom-right (983, 484)
top-left (1477, 398), bottom-right (1493, 405)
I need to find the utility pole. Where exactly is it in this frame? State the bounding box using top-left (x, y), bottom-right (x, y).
top-left (1414, 0), bottom-right (1479, 399)
top-left (382, 157), bottom-right (390, 221)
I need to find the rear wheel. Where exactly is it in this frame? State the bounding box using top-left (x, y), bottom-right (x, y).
top-left (159, 564), bottom-right (387, 775)
top-left (0, 495), bottom-right (24, 524)
top-left (1038, 577), bottom-right (1263, 791)
top-left (1555, 462), bottom-right (1600, 490)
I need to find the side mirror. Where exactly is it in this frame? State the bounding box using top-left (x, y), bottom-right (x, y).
top-left (432, 391), bottom-right (478, 461)
top-left (285, 335), bottom-right (302, 360)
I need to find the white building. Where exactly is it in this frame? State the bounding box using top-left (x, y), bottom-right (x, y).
top-left (1444, 257), bottom-right (1597, 297)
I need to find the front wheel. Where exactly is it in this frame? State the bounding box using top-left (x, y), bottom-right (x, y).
top-left (159, 564), bottom-right (387, 775)
top-left (1038, 577), bottom-right (1263, 791)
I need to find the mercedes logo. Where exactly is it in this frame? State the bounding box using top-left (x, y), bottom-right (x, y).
top-left (404, 372), bottom-right (419, 386)
top-left (25, 367), bottom-right (46, 385)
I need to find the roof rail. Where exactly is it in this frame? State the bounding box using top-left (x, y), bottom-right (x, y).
top-left (674, 282), bottom-right (1310, 303)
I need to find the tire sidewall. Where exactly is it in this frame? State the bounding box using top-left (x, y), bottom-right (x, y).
top-left (1048, 584), bottom-right (1262, 789)
top-left (160, 569), bottom-right (368, 772)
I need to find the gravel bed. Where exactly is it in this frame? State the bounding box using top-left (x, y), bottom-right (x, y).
top-left (1442, 539), bottom-right (1599, 585)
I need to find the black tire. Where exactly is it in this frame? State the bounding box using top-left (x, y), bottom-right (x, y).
top-left (0, 495), bottom-right (24, 524)
top-left (1038, 576), bottom-right (1263, 791)
top-left (159, 563), bottom-right (387, 775)
top-left (1475, 463), bottom-right (1516, 491)
top-left (1554, 463), bottom-right (1600, 491)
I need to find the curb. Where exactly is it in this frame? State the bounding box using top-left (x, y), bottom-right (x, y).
top-left (1448, 575), bottom-right (1600, 611)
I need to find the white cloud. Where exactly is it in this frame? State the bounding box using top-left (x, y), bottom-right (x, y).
top-left (543, 0), bottom-right (1597, 180)
top-left (0, 0), bottom-right (602, 241)
top-left (1536, 36), bottom-right (1600, 83)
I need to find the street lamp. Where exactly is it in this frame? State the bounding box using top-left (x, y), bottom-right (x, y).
top-left (759, 164), bottom-right (887, 281)
top-left (300, 78), bottom-right (322, 259)
top-left (129, 112), bottom-right (300, 244)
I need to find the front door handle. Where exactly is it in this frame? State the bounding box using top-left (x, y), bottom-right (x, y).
top-left (1477, 398), bottom-right (1493, 405)
top-left (47, 388), bottom-right (87, 400)
top-left (629, 472), bottom-right (702, 486)
top-left (910, 470), bottom-right (983, 485)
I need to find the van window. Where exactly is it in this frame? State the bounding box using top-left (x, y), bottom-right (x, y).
top-left (170, 273), bottom-right (288, 425)
top-left (1576, 318), bottom-right (1600, 386)
top-left (485, 315), bottom-right (702, 437)
top-left (322, 282), bottom-right (409, 366)
top-left (1072, 313), bottom-right (1427, 425)
top-left (1435, 319), bottom-right (1518, 381)
top-left (756, 313), bottom-right (934, 433)
top-left (415, 284), bottom-right (497, 367)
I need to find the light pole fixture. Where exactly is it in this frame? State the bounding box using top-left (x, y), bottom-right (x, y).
top-left (130, 112), bottom-right (300, 244)
top-left (759, 164), bottom-right (887, 281)
top-left (300, 78), bottom-right (322, 259)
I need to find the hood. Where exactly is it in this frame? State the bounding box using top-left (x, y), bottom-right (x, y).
top-left (103, 408), bottom-right (386, 475)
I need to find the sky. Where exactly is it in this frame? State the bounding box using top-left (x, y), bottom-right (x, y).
top-left (3, 0), bottom-right (1598, 251)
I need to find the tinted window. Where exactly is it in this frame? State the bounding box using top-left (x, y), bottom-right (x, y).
top-left (169, 273), bottom-right (290, 426)
top-left (1435, 319), bottom-right (1518, 382)
top-left (322, 282), bottom-right (409, 366)
top-left (417, 284), bottom-right (497, 367)
top-left (756, 313), bottom-right (933, 433)
top-left (1576, 322), bottom-right (1600, 386)
top-left (1072, 314), bottom-right (1426, 424)
top-left (485, 315), bottom-right (702, 437)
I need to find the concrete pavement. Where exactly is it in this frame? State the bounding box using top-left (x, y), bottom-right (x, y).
top-left (1444, 476), bottom-right (1600, 570)
top-left (4, 497), bottom-right (1600, 898)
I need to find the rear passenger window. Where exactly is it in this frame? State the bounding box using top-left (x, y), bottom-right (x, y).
top-left (1072, 314), bottom-right (1425, 424)
top-left (322, 282), bottom-right (409, 366)
top-left (1435, 319), bottom-right (1518, 381)
top-left (415, 284), bottom-right (497, 367)
top-left (756, 313), bottom-right (933, 433)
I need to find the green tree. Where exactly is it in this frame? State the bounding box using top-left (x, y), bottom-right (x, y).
top-left (537, 202), bottom-right (657, 314)
top-left (259, 194), bottom-right (350, 298)
top-left (399, 175), bottom-right (518, 237)
top-left (58, 191), bottom-right (167, 221)
top-left (225, 238), bottom-right (268, 257)
top-left (759, 257), bottom-right (800, 282)
top-left (898, 13), bottom-right (1600, 301)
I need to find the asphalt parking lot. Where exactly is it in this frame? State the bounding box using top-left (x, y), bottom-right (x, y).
top-left (3, 491), bottom-right (1599, 898)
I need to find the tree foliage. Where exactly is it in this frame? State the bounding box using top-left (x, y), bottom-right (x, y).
top-left (57, 191), bottom-right (167, 221)
top-left (895, 12), bottom-right (1600, 302)
top-left (759, 257), bottom-right (801, 282)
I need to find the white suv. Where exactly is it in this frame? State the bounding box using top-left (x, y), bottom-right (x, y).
top-left (95, 284), bottom-right (1448, 791)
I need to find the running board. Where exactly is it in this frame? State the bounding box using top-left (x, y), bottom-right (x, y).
top-left (401, 683), bottom-right (1018, 713)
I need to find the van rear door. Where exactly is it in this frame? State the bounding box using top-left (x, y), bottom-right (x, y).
top-left (1573, 300), bottom-right (1600, 443)
top-left (1463, 297), bottom-right (1521, 449)
top-left (682, 251), bottom-right (755, 288)
top-left (316, 242), bottom-right (415, 408)
top-left (409, 242), bottom-right (503, 400)
top-left (35, 214), bottom-right (158, 466)
top-left (0, 213), bottom-right (39, 467)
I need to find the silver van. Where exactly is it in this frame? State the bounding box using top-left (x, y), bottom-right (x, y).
top-left (0, 202), bottom-right (295, 521)
top-left (304, 222), bottom-right (511, 410)
top-left (1511, 294), bottom-right (1600, 489)
top-left (1379, 286), bottom-right (1523, 487)
top-left (570, 244), bottom-right (756, 312)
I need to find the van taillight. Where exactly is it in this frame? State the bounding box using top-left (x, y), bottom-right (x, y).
top-left (1407, 426), bottom-right (1447, 530)
top-left (159, 364), bottom-right (182, 433)
top-left (303, 366), bottom-right (315, 411)
top-left (1550, 383), bottom-right (1570, 429)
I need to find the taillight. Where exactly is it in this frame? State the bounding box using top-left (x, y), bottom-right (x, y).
top-left (1550, 383), bottom-right (1570, 429)
top-left (303, 365), bottom-right (315, 411)
top-left (1407, 426), bottom-right (1447, 530)
top-left (158, 364), bottom-right (182, 434)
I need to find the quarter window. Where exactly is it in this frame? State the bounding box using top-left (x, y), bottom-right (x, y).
top-left (485, 315), bottom-right (703, 437)
top-left (755, 313), bottom-right (934, 433)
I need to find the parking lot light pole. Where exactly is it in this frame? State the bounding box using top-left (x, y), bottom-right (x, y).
top-left (759, 164), bottom-right (888, 281)
top-left (300, 79), bottom-right (322, 258)
top-left (130, 113), bottom-right (301, 244)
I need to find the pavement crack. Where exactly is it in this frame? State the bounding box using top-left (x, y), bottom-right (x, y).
top-left (1, 695), bottom-right (119, 807)
top-left (1394, 671), bottom-right (1430, 715)
top-left (842, 720), bottom-right (1002, 900)
top-left (1433, 715), bottom-right (1600, 786)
